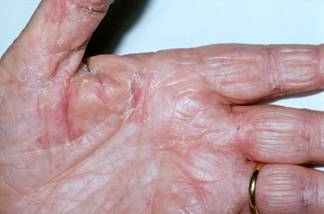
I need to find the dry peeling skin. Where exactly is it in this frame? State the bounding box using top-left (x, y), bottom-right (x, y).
top-left (1, 1), bottom-right (324, 214)
top-left (1, 44), bottom-right (324, 214)
top-left (0, 48), bottom-right (250, 213)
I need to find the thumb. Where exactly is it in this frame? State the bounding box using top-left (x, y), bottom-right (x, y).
top-left (1, 0), bottom-right (114, 85)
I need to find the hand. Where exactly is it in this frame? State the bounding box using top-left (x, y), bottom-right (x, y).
top-left (1, 1), bottom-right (323, 213)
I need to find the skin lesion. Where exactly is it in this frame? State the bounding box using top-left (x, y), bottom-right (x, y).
top-left (44, 0), bottom-right (110, 24)
top-left (0, 56), bottom-right (142, 190)
top-left (1, 52), bottom-right (249, 213)
top-left (44, 0), bottom-right (68, 24)
top-left (70, 0), bottom-right (111, 14)
top-left (34, 59), bottom-right (138, 146)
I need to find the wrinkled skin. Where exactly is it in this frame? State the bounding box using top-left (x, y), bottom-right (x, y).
top-left (1, 1), bottom-right (324, 214)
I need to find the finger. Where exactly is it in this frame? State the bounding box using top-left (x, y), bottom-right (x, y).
top-left (1, 0), bottom-right (113, 84)
top-left (200, 44), bottom-right (324, 104)
top-left (150, 44), bottom-right (324, 104)
top-left (256, 164), bottom-right (324, 214)
top-left (233, 105), bottom-right (324, 164)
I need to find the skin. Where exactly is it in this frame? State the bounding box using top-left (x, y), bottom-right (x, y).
top-left (0, 0), bottom-right (324, 213)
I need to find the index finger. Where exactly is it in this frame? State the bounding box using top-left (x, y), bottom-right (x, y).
top-left (149, 44), bottom-right (324, 104)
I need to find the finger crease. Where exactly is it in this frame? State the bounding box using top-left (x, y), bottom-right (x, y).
top-left (300, 178), bottom-right (319, 209)
top-left (306, 112), bottom-right (321, 160)
top-left (265, 45), bottom-right (282, 95)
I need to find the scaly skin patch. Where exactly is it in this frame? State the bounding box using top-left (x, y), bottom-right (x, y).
top-left (2, 45), bottom-right (324, 213)
top-left (45, 0), bottom-right (68, 24)
top-left (0, 52), bottom-right (252, 213)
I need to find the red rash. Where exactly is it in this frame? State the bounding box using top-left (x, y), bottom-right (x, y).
top-left (45, 0), bottom-right (68, 24)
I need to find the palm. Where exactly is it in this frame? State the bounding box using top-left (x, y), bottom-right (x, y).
top-left (1, 51), bottom-right (252, 213)
top-left (2, 1), bottom-right (324, 214)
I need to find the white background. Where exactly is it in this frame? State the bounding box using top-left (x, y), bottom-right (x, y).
top-left (0, 0), bottom-right (324, 171)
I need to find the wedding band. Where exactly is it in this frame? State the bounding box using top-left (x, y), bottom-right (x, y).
top-left (248, 163), bottom-right (265, 214)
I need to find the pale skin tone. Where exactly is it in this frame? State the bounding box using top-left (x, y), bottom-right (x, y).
top-left (0, 0), bottom-right (324, 213)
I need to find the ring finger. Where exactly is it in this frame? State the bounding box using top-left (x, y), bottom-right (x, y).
top-left (255, 164), bottom-right (324, 214)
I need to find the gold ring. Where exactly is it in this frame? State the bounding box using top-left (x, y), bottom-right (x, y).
top-left (249, 163), bottom-right (265, 214)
